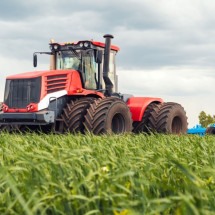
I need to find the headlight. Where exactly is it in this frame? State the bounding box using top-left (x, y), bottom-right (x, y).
top-left (79, 42), bottom-right (84, 48)
top-left (53, 44), bottom-right (59, 50)
top-left (49, 45), bottom-right (53, 51)
top-left (84, 42), bottom-right (89, 47)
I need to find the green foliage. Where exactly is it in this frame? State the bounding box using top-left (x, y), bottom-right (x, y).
top-left (198, 111), bottom-right (215, 127)
top-left (0, 133), bottom-right (215, 214)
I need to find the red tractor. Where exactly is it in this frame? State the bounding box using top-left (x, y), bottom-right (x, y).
top-left (0, 34), bottom-right (188, 134)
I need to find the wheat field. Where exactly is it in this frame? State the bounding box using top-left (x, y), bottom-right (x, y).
top-left (0, 132), bottom-right (214, 215)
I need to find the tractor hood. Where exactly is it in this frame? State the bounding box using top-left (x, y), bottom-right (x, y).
top-left (3, 69), bottom-right (85, 113)
top-left (6, 69), bottom-right (75, 80)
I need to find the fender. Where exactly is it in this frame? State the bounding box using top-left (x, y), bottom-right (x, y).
top-left (127, 97), bottom-right (163, 121)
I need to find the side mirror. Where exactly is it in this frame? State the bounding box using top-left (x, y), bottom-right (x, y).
top-left (33, 53), bottom-right (37, 67)
top-left (95, 50), bottom-right (103, 64)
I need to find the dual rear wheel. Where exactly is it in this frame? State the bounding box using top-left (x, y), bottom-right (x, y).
top-left (133, 102), bottom-right (188, 134)
top-left (61, 97), bottom-right (132, 134)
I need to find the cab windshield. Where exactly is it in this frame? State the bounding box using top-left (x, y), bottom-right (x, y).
top-left (56, 50), bottom-right (98, 90)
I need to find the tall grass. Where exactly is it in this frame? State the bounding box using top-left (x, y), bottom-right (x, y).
top-left (0, 132), bottom-right (214, 214)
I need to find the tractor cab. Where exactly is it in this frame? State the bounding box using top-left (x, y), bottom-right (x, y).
top-left (34, 35), bottom-right (120, 95)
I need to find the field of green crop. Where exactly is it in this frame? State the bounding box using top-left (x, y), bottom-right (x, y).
top-left (0, 132), bottom-right (214, 215)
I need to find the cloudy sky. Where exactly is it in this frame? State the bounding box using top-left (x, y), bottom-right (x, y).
top-left (1, 0), bottom-right (215, 127)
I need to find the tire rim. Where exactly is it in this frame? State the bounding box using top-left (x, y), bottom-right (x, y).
top-left (111, 113), bottom-right (125, 133)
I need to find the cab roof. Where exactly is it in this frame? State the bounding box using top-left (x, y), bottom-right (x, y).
top-left (54, 40), bottom-right (120, 52)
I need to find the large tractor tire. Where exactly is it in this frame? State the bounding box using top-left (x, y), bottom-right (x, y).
top-left (61, 97), bottom-right (96, 133)
top-left (84, 97), bottom-right (132, 134)
top-left (151, 102), bottom-right (188, 134)
top-left (133, 103), bottom-right (161, 133)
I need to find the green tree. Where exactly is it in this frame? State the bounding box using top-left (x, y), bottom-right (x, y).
top-left (198, 111), bottom-right (215, 127)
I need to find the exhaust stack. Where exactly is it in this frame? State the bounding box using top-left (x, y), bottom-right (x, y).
top-left (103, 34), bottom-right (114, 96)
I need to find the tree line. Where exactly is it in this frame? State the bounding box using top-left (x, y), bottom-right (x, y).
top-left (198, 111), bottom-right (215, 127)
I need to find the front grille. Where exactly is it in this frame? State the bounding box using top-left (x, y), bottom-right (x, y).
top-left (4, 77), bottom-right (41, 108)
top-left (46, 74), bottom-right (67, 94)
